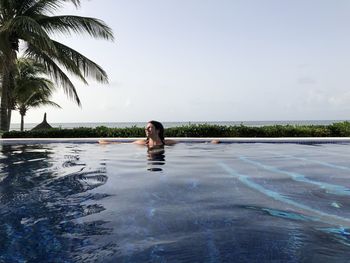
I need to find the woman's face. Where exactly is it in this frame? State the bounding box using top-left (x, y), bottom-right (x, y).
top-left (145, 122), bottom-right (158, 138)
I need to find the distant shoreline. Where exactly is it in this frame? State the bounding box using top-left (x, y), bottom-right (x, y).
top-left (9, 120), bottom-right (349, 131)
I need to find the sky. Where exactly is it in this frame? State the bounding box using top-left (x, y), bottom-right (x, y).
top-left (11, 0), bottom-right (350, 124)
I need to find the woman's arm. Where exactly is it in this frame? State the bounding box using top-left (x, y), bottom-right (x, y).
top-left (132, 139), bottom-right (147, 145)
top-left (98, 139), bottom-right (146, 145)
top-left (164, 139), bottom-right (177, 145)
top-left (98, 139), bottom-right (121, 144)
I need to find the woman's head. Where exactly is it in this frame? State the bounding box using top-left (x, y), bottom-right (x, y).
top-left (145, 120), bottom-right (164, 142)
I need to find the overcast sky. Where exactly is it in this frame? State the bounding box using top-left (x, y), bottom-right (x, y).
top-left (11, 0), bottom-right (350, 124)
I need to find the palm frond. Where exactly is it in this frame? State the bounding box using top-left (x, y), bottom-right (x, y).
top-left (38, 15), bottom-right (114, 40)
top-left (24, 0), bottom-right (81, 16)
top-left (25, 44), bottom-right (81, 105)
top-left (15, 0), bottom-right (37, 16)
top-left (24, 0), bottom-right (70, 16)
top-left (0, 0), bottom-right (14, 21)
top-left (52, 40), bottom-right (108, 83)
top-left (5, 16), bottom-right (57, 52)
top-left (14, 57), bottom-right (61, 120)
top-left (29, 99), bottom-right (61, 109)
top-left (16, 79), bottom-right (54, 95)
top-left (16, 57), bottom-right (48, 75)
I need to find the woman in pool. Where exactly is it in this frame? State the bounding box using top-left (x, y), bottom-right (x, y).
top-left (134, 120), bottom-right (176, 147)
top-left (99, 120), bottom-right (176, 146)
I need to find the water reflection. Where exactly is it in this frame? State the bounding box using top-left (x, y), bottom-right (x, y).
top-left (0, 144), bottom-right (115, 262)
top-left (147, 146), bottom-right (166, 172)
top-left (2, 143), bottom-right (350, 262)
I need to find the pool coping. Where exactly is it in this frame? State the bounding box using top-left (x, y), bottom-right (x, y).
top-left (1, 137), bottom-right (350, 144)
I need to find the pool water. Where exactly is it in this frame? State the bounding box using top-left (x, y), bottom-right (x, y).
top-left (0, 142), bottom-right (350, 262)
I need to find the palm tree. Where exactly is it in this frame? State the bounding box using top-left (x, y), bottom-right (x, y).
top-left (0, 0), bottom-right (114, 131)
top-left (14, 58), bottom-right (60, 131)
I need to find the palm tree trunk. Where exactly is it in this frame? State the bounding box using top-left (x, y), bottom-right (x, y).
top-left (1, 71), bottom-right (10, 131)
top-left (0, 51), bottom-right (17, 131)
top-left (7, 108), bottom-right (12, 131)
top-left (20, 113), bottom-right (24, 132)
top-left (19, 107), bottom-right (26, 132)
top-left (1, 73), bottom-right (15, 131)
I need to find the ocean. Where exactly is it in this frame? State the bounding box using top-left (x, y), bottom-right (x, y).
top-left (9, 120), bottom-right (349, 131)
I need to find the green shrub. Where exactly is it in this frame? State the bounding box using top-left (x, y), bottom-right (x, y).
top-left (165, 124), bottom-right (231, 137)
top-left (328, 121), bottom-right (350, 136)
top-left (2, 122), bottom-right (350, 138)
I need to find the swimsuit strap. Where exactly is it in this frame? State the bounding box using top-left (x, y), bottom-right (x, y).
top-left (146, 138), bottom-right (164, 147)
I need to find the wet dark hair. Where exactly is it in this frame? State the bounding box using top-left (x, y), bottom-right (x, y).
top-left (146, 120), bottom-right (165, 145)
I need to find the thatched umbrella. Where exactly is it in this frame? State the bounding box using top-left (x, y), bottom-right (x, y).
top-left (32, 113), bottom-right (52, 130)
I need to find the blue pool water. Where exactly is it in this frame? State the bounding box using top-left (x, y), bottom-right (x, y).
top-left (0, 142), bottom-right (350, 262)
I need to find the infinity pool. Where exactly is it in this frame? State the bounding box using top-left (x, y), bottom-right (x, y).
top-left (0, 142), bottom-right (350, 262)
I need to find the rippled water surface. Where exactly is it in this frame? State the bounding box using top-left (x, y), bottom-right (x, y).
top-left (1, 142), bottom-right (350, 262)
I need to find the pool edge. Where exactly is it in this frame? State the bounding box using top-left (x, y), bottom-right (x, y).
top-left (1, 137), bottom-right (350, 144)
